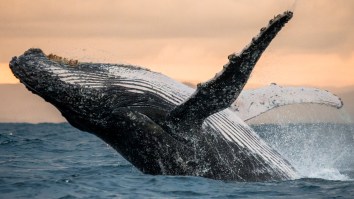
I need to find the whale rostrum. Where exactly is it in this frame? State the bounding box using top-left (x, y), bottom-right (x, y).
top-left (9, 11), bottom-right (343, 181)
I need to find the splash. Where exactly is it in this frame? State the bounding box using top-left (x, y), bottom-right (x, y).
top-left (307, 168), bottom-right (349, 181)
top-left (253, 122), bottom-right (354, 181)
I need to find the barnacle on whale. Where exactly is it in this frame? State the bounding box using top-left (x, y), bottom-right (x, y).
top-left (47, 54), bottom-right (79, 66)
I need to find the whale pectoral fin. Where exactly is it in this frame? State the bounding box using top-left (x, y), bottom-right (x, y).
top-left (166, 11), bottom-right (293, 127)
top-left (232, 84), bottom-right (344, 121)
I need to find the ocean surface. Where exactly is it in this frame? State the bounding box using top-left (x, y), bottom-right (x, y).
top-left (1, 123), bottom-right (354, 199)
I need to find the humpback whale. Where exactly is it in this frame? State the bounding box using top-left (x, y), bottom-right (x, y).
top-left (9, 11), bottom-right (343, 181)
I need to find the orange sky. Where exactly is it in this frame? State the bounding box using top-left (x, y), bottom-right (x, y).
top-left (1, 0), bottom-right (353, 88)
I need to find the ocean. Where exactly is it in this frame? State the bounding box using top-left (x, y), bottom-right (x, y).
top-left (1, 123), bottom-right (353, 198)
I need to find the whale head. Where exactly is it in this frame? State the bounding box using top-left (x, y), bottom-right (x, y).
top-left (10, 48), bottom-right (176, 125)
top-left (10, 48), bottom-right (203, 176)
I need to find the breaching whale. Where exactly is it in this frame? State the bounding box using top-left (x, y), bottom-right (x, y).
top-left (10, 11), bottom-right (343, 181)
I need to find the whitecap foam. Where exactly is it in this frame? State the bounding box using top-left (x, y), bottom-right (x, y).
top-left (306, 168), bottom-right (349, 181)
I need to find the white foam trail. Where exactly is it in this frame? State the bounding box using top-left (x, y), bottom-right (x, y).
top-left (306, 168), bottom-right (349, 181)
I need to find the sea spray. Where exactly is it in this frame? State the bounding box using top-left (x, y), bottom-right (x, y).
top-left (253, 123), bottom-right (354, 181)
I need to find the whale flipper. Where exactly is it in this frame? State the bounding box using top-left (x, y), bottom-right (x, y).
top-left (166, 12), bottom-right (293, 131)
top-left (232, 84), bottom-right (343, 121)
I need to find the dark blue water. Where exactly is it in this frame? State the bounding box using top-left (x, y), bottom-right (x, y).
top-left (1, 123), bottom-right (354, 198)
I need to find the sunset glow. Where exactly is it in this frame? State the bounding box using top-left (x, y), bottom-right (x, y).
top-left (0, 0), bottom-right (353, 89)
top-left (0, 63), bottom-right (19, 84)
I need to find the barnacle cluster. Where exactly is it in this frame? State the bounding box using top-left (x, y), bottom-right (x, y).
top-left (47, 54), bottom-right (79, 66)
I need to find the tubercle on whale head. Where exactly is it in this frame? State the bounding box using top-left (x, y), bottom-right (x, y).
top-left (23, 48), bottom-right (45, 56)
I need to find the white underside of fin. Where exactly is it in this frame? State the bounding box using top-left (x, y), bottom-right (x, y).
top-left (232, 84), bottom-right (343, 121)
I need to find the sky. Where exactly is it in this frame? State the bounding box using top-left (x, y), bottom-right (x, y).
top-left (1, 0), bottom-right (354, 88)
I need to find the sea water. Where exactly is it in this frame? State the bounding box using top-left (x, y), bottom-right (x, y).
top-left (1, 123), bottom-right (354, 198)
